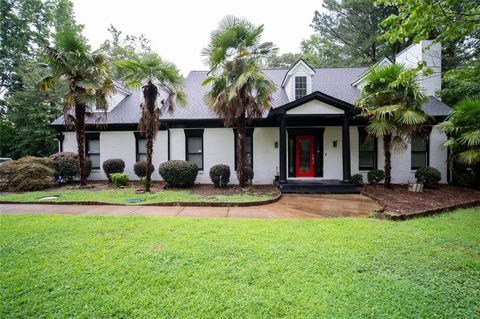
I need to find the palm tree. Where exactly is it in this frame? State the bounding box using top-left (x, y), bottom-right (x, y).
top-left (356, 64), bottom-right (429, 188)
top-left (439, 98), bottom-right (480, 187)
top-left (115, 53), bottom-right (186, 192)
top-left (202, 16), bottom-right (276, 187)
top-left (39, 31), bottom-right (115, 186)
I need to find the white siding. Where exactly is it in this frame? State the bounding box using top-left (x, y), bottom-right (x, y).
top-left (62, 130), bottom-right (167, 181)
top-left (61, 125), bottom-right (448, 185)
top-left (286, 100), bottom-right (344, 115)
top-left (350, 126), bottom-right (448, 184)
top-left (429, 127), bottom-right (448, 183)
top-left (253, 127), bottom-right (279, 184)
top-left (395, 40), bottom-right (442, 97)
top-left (323, 127), bottom-right (343, 179)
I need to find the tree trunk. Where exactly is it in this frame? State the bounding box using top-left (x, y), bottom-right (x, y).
top-left (145, 133), bottom-right (153, 192)
top-left (142, 81), bottom-right (159, 193)
top-left (237, 112), bottom-right (247, 188)
top-left (383, 134), bottom-right (392, 188)
top-left (75, 104), bottom-right (87, 186)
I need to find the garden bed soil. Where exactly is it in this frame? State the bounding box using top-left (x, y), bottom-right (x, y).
top-left (362, 184), bottom-right (480, 219)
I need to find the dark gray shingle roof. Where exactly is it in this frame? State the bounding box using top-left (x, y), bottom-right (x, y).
top-left (52, 67), bottom-right (450, 125)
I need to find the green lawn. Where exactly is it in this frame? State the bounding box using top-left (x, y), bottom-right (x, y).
top-left (1, 209), bottom-right (479, 318)
top-left (0, 188), bottom-right (274, 205)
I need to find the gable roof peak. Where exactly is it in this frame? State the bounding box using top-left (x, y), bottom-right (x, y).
top-left (281, 59), bottom-right (316, 88)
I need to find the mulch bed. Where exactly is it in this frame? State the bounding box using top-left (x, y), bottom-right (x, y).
top-left (362, 184), bottom-right (480, 219)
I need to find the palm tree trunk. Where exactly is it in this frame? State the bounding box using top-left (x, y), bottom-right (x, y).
top-left (145, 133), bottom-right (153, 192)
top-left (75, 104), bottom-right (87, 186)
top-left (142, 81), bottom-right (159, 193)
top-left (237, 112), bottom-right (247, 188)
top-left (383, 134), bottom-right (392, 188)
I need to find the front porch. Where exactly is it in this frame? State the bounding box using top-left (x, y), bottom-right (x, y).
top-left (270, 91), bottom-right (357, 194)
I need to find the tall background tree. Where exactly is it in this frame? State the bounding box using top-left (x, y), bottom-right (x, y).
top-left (378, 0), bottom-right (480, 103)
top-left (203, 16), bottom-right (276, 187)
top-left (265, 0), bottom-right (402, 69)
top-left (116, 53), bottom-right (186, 192)
top-left (0, 0), bottom-right (83, 158)
top-left (99, 25), bottom-right (152, 79)
top-left (39, 31), bottom-right (115, 186)
top-left (356, 64), bottom-right (429, 188)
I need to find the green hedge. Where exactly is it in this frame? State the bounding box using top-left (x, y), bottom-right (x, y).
top-left (158, 160), bottom-right (198, 188)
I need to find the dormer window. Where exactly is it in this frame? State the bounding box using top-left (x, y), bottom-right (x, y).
top-left (295, 76), bottom-right (307, 99)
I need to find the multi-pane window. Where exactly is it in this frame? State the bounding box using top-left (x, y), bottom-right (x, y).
top-left (86, 133), bottom-right (100, 169)
top-left (295, 76), bottom-right (307, 99)
top-left (234, 129), bottom-right (253, 170)
top-left (136, 138), bottom-right (147, 162)
top-left (358, 128), bottom-right (376, 171)
top-left (185, 130), bottom-right (204, 170)
top-left (411, 136), bottom-right (429, 169)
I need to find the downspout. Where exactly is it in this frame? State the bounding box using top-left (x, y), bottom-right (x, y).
top-left (167, 124), bottom-right (170, 161)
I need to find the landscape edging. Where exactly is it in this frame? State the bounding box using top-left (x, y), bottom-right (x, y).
top-left (360, 190), bottom-right (480, 220)
top-left (0, 192), bottom-right (281, 208)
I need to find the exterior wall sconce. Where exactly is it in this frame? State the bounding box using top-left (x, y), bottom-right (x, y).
top-left (274, 141), bottom-right (278, 148)
top-left (333, 140), bottom-right (338, 148)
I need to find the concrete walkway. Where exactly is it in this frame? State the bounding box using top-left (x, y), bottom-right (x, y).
top-left (0, 194), bottom-right (381, 219)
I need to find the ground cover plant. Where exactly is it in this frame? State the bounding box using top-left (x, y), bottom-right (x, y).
top-left (0, 209), bottom-right (479, 318)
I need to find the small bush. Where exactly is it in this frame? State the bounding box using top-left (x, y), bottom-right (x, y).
top-left (351, 174), bottom-right (364, 186)
top-left (209, 164), bottom-right (230, 187)
top-left (133, 160), bottom-right (154, 178)
top-left (237, 167), bottom-right (254, 185)
top-left (102, 159), bottom-right (125, 181)
top-left (49, 152), bottom-right (92, 182)
top-left (110, 173), bottom-right (129, 187)
top-left (85, 158), bottom-right (92, 178)
top-left (415, 166), bottom-right (441, 187)
top-left (367, 169), bottom-right (385, 185)
top-left (158, 160), bottom-right (198, 188)
top-left (452, 170), bottom-right (475, 187)
top-left (0, 156), bottom-right (55, 192)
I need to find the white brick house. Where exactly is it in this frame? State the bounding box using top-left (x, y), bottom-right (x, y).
top-left (53, 41), bottom-right (450, 193)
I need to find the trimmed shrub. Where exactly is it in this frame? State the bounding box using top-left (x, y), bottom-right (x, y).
top-left (133, 160), bottom-right (155, 178)
top-left (351, 174), bottom-right (364, 187)
top-left (452, 170), bottom-right (475, 187)
top-left (0, 156), bottom-right (55, 192)
top-left (102, 159), bottom-right (125, 181)
top-left (209, 164), bottom-right (230, 188)
top-left (158, 160), bottom-right (198, 188)
top-left (85, 158), bottom-right (92, 178)
top-left (367, 169), bottom-right (385, 185)
top-left (415, 166), bottom-right (441, 187)
top-left (110, 173), bottom-right (129, 187)
top-left (49, 152), bottom-right (92, 182)
top-left (237, 167), bottom-right (254, 185)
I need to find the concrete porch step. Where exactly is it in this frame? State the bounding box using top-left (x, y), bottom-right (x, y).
top-left (275, 179), bottom-right (359, 194)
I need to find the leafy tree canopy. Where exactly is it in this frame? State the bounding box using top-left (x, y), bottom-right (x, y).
top-left (305, 0), bottom-right (401, 67)
top-left (377, 0), bottom-right (480, 45)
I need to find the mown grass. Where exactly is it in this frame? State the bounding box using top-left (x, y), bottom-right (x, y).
top-left (0, 188), bottom-right (274, 205)
top-left (1, 209), bottom-right (479, 318)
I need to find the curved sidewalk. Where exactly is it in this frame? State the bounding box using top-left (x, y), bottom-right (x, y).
top-left (0, 194), bottom-right (380, 219)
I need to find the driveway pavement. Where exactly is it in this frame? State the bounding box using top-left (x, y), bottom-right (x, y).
top-left (0, 194), bottom-right (380, 219)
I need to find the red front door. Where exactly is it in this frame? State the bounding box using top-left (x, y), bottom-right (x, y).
top-left (295, 135), bottom-right (315, 177)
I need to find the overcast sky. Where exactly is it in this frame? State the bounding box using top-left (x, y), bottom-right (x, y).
top-left (72, 0), bottom-right (323, 75)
